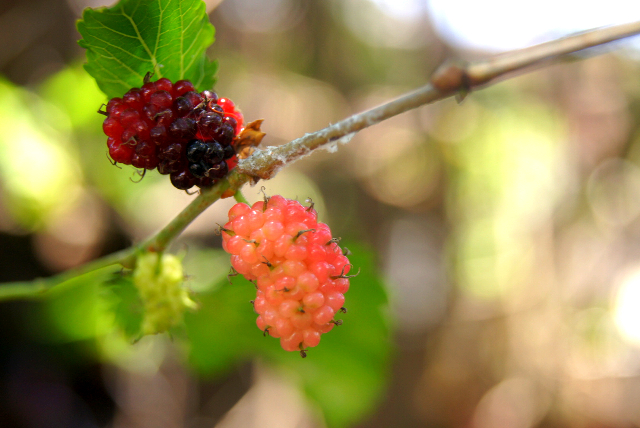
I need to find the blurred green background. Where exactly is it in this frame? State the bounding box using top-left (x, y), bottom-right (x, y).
top-left (2, 0), bottom-right (640, 427)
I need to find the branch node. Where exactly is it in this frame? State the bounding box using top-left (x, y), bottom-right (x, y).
top-left (430, 60), bottom-right (469, 93)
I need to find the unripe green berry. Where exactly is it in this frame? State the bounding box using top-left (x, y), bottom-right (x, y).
top-left (133, 252), bottom-right (197, 335)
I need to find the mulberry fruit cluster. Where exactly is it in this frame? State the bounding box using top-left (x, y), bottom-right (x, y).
top-left (101, 77), bottom-right (244, 190)
top-left (221, 196), bottom-right (351, 356)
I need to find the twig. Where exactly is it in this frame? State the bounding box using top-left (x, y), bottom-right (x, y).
top-left (236, 21), bottom-right (640, 179)
top-left (0, 175), bottom-right (245, 301)
top-left (138, 175), bottom-right (240, 253)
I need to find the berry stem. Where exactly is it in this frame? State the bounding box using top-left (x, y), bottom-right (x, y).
top-left (137, 170), bottom-right (249, 254)
top-left (233, 189), bottom-right (250, 205)
top-left (141, 177), bottom-right (233, 253)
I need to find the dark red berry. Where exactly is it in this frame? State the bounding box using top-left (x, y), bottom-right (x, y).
top-left (155, 78), bottom-right (173, 93)
top-left (169, 117), bottom-right (197, 139)
top-left (174, 96), bottom-right (194, 117)
top-left (103, 117), bottom-right (123, 138)
top-left (123, 89), bottom-right (144, 109)
top-left (149, 125), bottom-right (168, 145)
top-left (173, 80), bottom-right (195, 97)
top-left (101, 78), bottom-right (244, 189)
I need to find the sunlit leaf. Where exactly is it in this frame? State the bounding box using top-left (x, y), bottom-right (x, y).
top-left (77, 0), bottom-right (218, 98)
top-left (40, 63), bottom-right (106, 130)
top-left (0, 78), bottom-right (82, 230)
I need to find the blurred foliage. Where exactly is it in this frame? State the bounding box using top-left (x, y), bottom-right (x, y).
top-left (0, 78), bottom-right (82, 230)
top-left (445, 89), bottom-right (566, 299)
top-left (77, 0), bottom-right (218, 98)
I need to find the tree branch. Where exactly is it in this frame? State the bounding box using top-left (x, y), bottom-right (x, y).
top-left (236, 21), bottom-right (640, 179)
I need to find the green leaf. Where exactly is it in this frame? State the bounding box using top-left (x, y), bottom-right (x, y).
top-left (104, 274), bottom-right (144, 340)
top-left (77, 0), bottom-right (218, 98)
top-left (41, 267), bottom-right (122, 342)
top-left (185, 243), bottom-right (391, 428)
top-left (185, 280), bottom-right (261, 375)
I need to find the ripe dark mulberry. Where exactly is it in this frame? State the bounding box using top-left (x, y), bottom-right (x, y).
top-left (101, 77), bottom-right (244, 191)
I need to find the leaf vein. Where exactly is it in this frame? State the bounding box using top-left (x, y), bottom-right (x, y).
top-left (120, 8), bottom-right (158, 74)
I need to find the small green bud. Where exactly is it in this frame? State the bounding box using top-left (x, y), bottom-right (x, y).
top-left (133, 251), bottom-right (197, 335)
